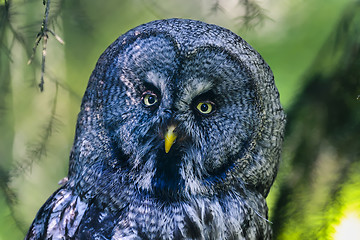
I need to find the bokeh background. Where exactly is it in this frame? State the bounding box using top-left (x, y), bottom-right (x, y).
top-left (0, 0), bottom-right (359, 239)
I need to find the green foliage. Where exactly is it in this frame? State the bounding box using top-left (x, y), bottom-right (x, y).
top-left (271, 3), bottom-right (360, 239)
top-left (0, 191), bottom-right (24, 239)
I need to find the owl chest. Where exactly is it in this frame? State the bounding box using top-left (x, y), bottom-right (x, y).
top-left (103, 196), bottom-right (266, 240)
top-left (44, 188), bottom-right (269, 239)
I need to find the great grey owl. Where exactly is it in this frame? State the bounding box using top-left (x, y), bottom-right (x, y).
top-left (26, 18), bottom-right (286, 240)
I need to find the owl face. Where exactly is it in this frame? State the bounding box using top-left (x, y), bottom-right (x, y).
top-left (72, 19), bottom-right (285, 201)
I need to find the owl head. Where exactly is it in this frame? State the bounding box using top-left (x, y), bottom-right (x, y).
top-left (67, 19), bottom-right (285, 204)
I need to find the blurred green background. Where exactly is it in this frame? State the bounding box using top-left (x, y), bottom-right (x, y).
top-left (0, 0), bottom-right (359, 239)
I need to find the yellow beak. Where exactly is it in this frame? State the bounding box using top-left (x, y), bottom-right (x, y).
top-left (164, 125), bottom-right (177, 153)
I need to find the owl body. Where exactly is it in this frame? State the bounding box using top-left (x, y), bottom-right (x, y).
top-left (26, 19), bottom-right (285, 239)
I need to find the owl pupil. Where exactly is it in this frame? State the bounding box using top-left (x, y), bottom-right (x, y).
top-left (201, 104), bottom-right (208, 112)
top-left (148, 96), bottom-right (156, 104)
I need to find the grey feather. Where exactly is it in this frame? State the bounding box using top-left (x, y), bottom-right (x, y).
top-left (26, 18), bottom-right (286, 240)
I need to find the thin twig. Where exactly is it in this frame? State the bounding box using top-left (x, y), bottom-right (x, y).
top-left (40, 31), bottom-right (47, 91)
top-left (235, 0), bottom-right (269, 30)
top-left (27, 0), bottom-right (64, 92)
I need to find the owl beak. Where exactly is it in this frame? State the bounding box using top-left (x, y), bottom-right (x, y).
top-left (164, 125), bottom-right (177, 153)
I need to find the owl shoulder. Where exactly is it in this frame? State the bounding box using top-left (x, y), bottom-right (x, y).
top-left (25, 186), bottom-right (88, 240)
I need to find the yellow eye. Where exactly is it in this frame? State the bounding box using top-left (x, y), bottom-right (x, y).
top-left (143, 93), bottom-right (158, 106)
top-left (196, 102), bottom-right (213, 114)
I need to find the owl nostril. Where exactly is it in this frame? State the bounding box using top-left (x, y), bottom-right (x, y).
top-left (159, 109), bottom-right (176, 130)
top-left (163, 109), bottom-right (173, 114)
top-left (161, 109), bottom-right (173, 123)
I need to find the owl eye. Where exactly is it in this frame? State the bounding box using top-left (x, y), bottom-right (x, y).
top-left (196, 101), bottom-right (214, 115)
top-left (142, 92), bottom-right (158, 107)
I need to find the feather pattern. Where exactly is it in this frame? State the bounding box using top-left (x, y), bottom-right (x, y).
top-left (26, 18), bottom-right (285, 240)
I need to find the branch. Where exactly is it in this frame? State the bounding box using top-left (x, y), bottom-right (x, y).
top-left (27, 0), bottom-right (64, 92)
top-left (236, 0), bottom-right (269, 29)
